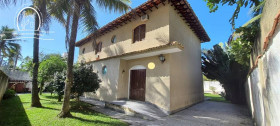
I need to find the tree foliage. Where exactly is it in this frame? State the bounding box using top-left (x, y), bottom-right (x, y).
top-left (19, 56), bottom-right (33, 73)
top-left (0, 26), bottom-right (21, 67)
top-left (38, 54), bottom-right (67, 95)
top-left (203, 0), bottom-right (262, 28)
top-left (50, 72), bottom-right (66, 102)
top-left (72, 64), bottom-right (101, 100)
top-left (202, 44), bottom-right (248, 104)
top-left (49, 64), bottom-right (101, 102)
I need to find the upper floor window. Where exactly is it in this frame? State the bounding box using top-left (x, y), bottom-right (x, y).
top-left (133, 24), bottom-right (146, 43)
top-left (82, 48), bottom-right (85, 54)
top-left (111, 35), bottom-right (117, 43)
top-left (95, 42), bottom-right (102, 54)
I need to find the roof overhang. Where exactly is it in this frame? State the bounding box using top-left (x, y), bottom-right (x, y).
top-left (75, 0), bottom-right (210, 47)
top-left (87, 41), bottom-right (184, 63)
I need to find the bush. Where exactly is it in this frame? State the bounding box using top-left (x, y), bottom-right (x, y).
top-left (3, 89), bottom-right (16, 99)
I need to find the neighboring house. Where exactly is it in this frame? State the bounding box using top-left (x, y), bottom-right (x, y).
top-left (1, 69), bottom-right (32, 93)
top-left (203, 81), bottom-right (224, 94)
top-left (76, 0), bottom-right (210, 114)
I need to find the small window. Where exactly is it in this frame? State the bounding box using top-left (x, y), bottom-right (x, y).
top-left (111, 35), bottom-right (117, 43)
top-left (133, 24), bottom-right (146, 43)
top-left (95, 42), bottom-right (102, 54)
top-left (82, 48), bottom-right (85, 54)
top-left (102, 66), bottom-right (107, 74)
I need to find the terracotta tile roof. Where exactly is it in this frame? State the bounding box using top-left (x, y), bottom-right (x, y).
top-left (75, 0), bottom-right (210, 47)
top-left (85, 41), bottom-right (184, 63)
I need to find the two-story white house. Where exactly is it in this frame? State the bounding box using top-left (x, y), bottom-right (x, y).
top-left (76, 0), bottom-right (210, 114)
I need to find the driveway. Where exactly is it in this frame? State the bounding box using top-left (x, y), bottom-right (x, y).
top-left (150, 101), bottom-right (253, 126)
top-left (84, 99), bottom-right (253, 126)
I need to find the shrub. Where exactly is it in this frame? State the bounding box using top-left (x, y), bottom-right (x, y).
top-left (72, 64), bottom-right (101, 100)
top-left (3, 89), bottom-right (16, 99)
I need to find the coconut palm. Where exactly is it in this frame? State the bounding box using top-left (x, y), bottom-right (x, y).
top-left (49, 0), bottom-right (131, 117)
top-left (0, 26), bottom-right (20, 67)
top-left (1, 0), bottom-right (51, 107)
top-left (18, 0), bottom-right (51, 107)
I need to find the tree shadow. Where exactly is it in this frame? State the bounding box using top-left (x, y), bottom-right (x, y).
top-left (44, 95), bottom-right (59, 100)
top-left (0, 96), bottom-right (31, 126)
top-left (41, 106), bottom-right (60, 111)
top-left (68, 102), bottom-right (126, 126)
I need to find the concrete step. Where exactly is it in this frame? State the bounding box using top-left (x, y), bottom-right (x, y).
top-left (105, 100), bottom-right (168, 121)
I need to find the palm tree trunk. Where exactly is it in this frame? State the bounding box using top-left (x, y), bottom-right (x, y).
top-left (31, 14), bottom-right (42, 107)
top-left (0, 44), bottom-right (3, 67)
top-left (58, 0), bottom-right (81, 118)
top-left (13, 54), bottom-right (18, 70)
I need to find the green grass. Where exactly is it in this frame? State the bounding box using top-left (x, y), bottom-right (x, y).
top-left (204, 93), bottom-right (229, 103)
top-left (0, 93), bottom-right (127, 126)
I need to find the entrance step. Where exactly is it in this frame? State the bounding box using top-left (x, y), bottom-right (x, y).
top-left (105, 100), bottom-right (168, 121)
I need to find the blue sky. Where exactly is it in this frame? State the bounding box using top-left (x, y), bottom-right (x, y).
top-left (0, 0), bottom-right (251, 64)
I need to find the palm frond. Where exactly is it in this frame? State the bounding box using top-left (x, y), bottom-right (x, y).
top-left (95, 0), bottom-right (131, 13)
top-left (0, 0), bottom-right (17, 8)
top-left (242, 14), bottom-right (262, 27)
top-left (80, 0), bottom-right (98, 33)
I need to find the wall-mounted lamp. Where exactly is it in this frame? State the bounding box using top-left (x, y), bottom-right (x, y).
top-left (159, 54), bottom-right (165, 63)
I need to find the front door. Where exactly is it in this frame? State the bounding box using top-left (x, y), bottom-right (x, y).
top-left (129, 69), bottom-right (146, 101)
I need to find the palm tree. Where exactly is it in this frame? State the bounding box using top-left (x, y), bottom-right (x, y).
top-left (13, 0), bottom-right (51, 107)
top-left (51, 0), bottom-right (131, 118)
top-left (0, 26), bottom-right (20, 67)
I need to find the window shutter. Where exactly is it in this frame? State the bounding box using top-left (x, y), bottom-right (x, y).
top-left (140, 24), bottom-right (146, 41)
top-left (95, 42), bottom-right (102, 54)
top-left (95, 44), bottom-right (98, 54)
top-left (99, 42), bottom-right (102, 52)
top-left (133, 27), bottom-right (139, 43)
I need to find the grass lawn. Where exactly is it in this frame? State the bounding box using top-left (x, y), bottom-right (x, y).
top-left (0, 93), bottom-right (127, 126)
top-left (204, 93), bottom-right (229, 103)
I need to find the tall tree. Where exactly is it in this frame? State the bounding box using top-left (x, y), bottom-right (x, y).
top-left (1, 0), bottom-right (51, 107)
top-left (50, 0), bottom-right (131, 117)
top-left (201, 44), bottom-right (248, 104)
top-left (28, 0), bottom-right (51, 107)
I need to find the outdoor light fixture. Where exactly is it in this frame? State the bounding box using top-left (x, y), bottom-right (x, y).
top-left (159, 54), bottom-right (165, 63)
top-left (148, 62), bottom-right (155, 69)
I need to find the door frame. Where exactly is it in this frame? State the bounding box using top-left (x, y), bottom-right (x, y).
top-left (128, 65), bottom-right (146, 100)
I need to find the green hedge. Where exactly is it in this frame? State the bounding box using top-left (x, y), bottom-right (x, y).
top-left (3, 89), bottom-right (16, 99)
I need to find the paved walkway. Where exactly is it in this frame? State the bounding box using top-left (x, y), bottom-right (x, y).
top-left (80, 97), bottom-right (253, 126)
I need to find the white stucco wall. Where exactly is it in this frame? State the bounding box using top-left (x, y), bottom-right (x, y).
top-left (203, 81), bottom-right (224, 94)
top-left (169, 6), bottom-right (204, 112)
top-left (84, 58), bottom-right (121, 101)
top-left (78, 4), bottom-right (170, 63)
top-left (246, 0), bottom-right (280, 125)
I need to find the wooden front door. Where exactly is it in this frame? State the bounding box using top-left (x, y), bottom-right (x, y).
top-left (129, 69), bottom-right (146, 101)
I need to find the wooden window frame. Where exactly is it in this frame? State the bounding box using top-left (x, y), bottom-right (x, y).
top-left (133, 24), bottom-right (146, 43)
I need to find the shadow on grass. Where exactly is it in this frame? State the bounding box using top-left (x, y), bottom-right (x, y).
top-left (41, 106), bottom-right (60, 111)
top-left (0, 96), bottom-right (31, 126)
top-left (44, 95), bottom-right (59, 100)
top-left (70, 116), bottom-right (114, 124)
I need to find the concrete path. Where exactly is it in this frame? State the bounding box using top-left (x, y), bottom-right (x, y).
top-left (80, 97), bottom-right (253, 126)
top-left (107, 100), bottom-right (168, 120)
